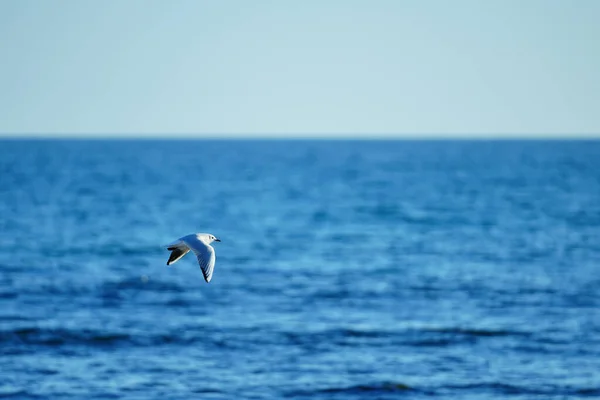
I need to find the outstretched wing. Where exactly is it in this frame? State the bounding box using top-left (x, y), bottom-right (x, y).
top-left (183, 237), bottom-right (216, 283)
top-left (166, 241), bottom-right (190, 265)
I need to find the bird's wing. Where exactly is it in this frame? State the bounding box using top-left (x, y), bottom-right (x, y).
top-left (183, 237), bottom-right (216, 283)
top-left (166, 241), bottom-right (190, 265)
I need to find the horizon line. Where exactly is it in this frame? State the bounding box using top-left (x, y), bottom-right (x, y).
top-left (1, 132), bottom-right (600, 140)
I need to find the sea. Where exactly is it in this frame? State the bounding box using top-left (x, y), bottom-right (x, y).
top-left (1, 139), bottom-right (599, 399)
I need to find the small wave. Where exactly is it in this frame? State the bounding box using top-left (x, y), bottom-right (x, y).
top-left (289, 381), bottom-right (415, 397)
top-left (446, 382), bottom-right (532, 394)
top-left (576, 387), bottom-right (600, 396)
top-left (0, 315), bottom-right (36, 322)
top-left (100, 277), bottom-right (182, 296)
top-left (440, 382), bottom-right (600, 396)
top-left (281, 325), bottom-right (528, 350)
top-left (311, 210), bottom-right (330, 223)
top-left (190, 388), bottom-right (224, 395)
top-left (402, 328), bottom-right (512, 347)
top-left (43, 243), bottom-right (163, 258)
top-left (353, 202), bottom-right (402, 219)
top-left (0, 326), bottom-right (213, 348)
top-left (0, 388), bottom-right (29, 399)
top-left (0, 327), bottom-right (131, 346)
top-left (282, 327), bottom-right (390, 345)
top-left (421, 327), bottom-right (530, 338)
top-left (320, 382), bottom-right (414, 393)
top-left (337, 328), bottom-right (387, 338)
top-left (0, 263), bottom-right (28, 273)
top-left (408, 338), bottom-right (463, 347)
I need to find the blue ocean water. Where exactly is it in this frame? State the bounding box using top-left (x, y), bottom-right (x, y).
top-left (1, 139), bottom-right (599, 399)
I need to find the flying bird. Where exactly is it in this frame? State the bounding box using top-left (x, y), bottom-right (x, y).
top-left (165, 233), bottom-right (221, 282)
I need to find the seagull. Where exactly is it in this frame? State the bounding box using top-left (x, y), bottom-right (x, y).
top-left (165, 233), bottom-right (221, 282)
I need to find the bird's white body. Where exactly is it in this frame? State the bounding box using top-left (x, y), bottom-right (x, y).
top-left (165, 233), bottom-right (220, 282)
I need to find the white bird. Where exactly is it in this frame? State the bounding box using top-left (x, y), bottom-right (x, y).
top-left (165, 233), bottom-right (221, 282)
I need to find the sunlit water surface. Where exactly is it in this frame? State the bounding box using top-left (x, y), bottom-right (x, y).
top-left (1, 139), bottom-right (599, 399)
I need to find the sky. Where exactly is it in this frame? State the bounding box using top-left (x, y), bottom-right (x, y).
top-left (0, 0), bottom-right (599, 138)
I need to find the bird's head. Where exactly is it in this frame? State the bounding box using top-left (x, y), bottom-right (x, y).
top-left (198, 233), bottom-right (221, 244)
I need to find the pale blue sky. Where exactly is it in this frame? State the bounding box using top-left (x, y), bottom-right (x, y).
top-left (1, 0), bottom-right (599, 137)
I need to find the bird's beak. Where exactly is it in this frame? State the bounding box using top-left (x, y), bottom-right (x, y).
top-left (215, 238), bottom-right (221, 242)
